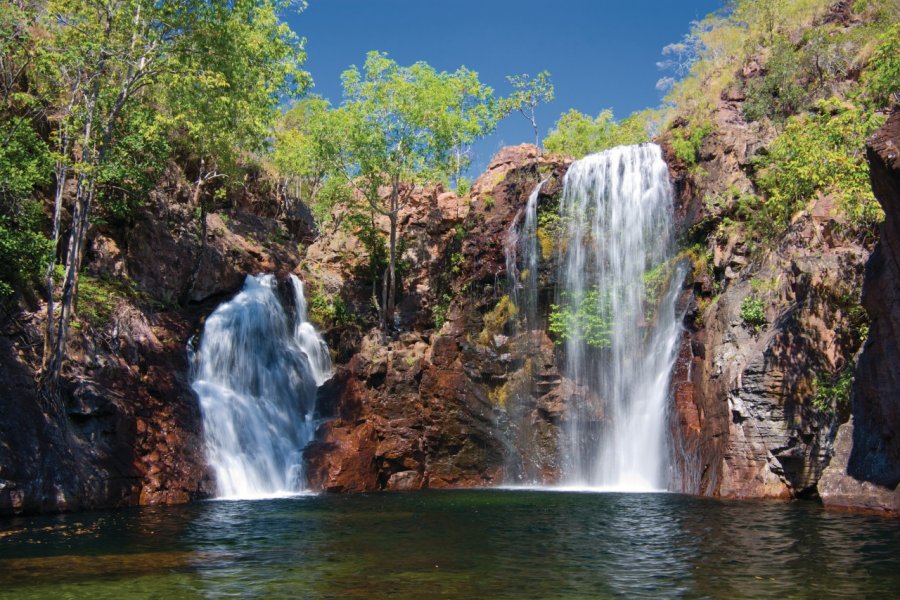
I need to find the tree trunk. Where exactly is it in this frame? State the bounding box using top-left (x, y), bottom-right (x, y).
top-left (41, 130), bottom-right (70, 372)
top-left (384, 180), bottom-right (400, 331)
top-left (183, 160), bottom-right (210, 305)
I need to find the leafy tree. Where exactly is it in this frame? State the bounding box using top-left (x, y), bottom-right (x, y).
top-left (31, 0), bottom-right (309, 397)
top-left (272, 95), bottom-right (350, 228)
top-left (163, 0), bottom-right (309, 302)
top-left (544, 108), bottom-right (651, 158)
top-left (501, 71), bottom-right (554, 147)
top-left (317, 51), bottom-right (500, 329)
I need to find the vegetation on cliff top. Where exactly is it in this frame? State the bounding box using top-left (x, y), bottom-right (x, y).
top-left (0, 0), bottom-right (309, 396)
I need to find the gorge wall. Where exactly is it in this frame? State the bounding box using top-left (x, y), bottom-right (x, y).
top-left (1, 125), bottom-right (898, 515)
top-left (0, 163), bottom-right (309, 514)
top-left (819, 109), bottom-right (900, 512)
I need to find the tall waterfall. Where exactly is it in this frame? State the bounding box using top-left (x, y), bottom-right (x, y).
top-left (557, 144), bottom-right (684, 491)
top-left (191, 274), bottom-right (332, 498)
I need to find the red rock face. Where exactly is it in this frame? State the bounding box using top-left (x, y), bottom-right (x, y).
top-left (0, 162), bottom-right (308, 516)
top-left (820, 109), bottom-right (900, 514)
top-left (663, 97), bottom-right (872, 502)
top-left (302, 145), bottom-right (569, 493)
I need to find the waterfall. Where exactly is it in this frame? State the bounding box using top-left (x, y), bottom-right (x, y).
top-left (556, 143), bottom-right (684, 491)
top-left (191, 273), bottom-right (332, 498)
top-left (503, 181), bottom-right (545, 483)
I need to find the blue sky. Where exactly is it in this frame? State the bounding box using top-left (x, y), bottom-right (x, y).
top-left (285, 0), bottom-right (724, 176)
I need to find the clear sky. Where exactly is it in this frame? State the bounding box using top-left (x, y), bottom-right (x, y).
top-left (285, 0), bottom-right (725, 176)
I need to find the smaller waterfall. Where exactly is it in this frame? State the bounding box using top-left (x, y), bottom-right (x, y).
top-left (289, 276), bottom-right (333, 386)
top-left (192, 273), bottom-right (332, 498)
top-left (503, 181), bottom-right (545, 483)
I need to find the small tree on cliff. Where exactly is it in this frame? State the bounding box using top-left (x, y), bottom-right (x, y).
top-left (318, 51), bottom-right (500, 330)
top-left (502, 71), bottom-right (554, 147)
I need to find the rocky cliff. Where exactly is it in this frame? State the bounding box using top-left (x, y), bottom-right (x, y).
top-left (662, 95), bottom-right (875, 502)
top-left (0, 162), bottom-right (308, 515)
top-left (819, 109), bottom-right (900, 513)
top-left (302, 145), bottom-right (570, 491)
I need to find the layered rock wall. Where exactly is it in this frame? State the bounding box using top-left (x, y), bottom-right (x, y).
top-left (820, 110), bottom-right (900, 513)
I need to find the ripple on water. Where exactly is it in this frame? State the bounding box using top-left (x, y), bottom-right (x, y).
top-left (1, 490), bottom-right (899, 599)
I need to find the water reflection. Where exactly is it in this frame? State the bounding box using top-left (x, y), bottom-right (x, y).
top-left (1, 491), bottom-right (899, 599)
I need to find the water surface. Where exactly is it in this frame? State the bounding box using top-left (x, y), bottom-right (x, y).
top-left (1, 490), bottom-right (898, 598)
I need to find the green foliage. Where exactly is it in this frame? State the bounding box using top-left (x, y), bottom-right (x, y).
top-left (670, 121), bottom-right (714, 166)
top-left (0, 200), bottom-right (52, 298)
top-left (450, 251), bottom-right (465, 274)
top-left (642, 261), bottom-right (671, 309)
top-left (501, 71), bottom-right (554, 145)
top-left (307, 291), bottom-right (352, 329)
top-left (96, 106), bottom-right (171, 221)
top-left (0, 118), bottom-right (51, 202)
top-left (272, 95), bottom-right (341, 225)
top-left (455, 177), bottom-right (472, 196)
top-left (329, 51), bottom-right (501, 188)
top-left (861, 24), bottom-right (900, 108)
top-left (432, 293), bottom-right (452, 330)
top-left (544, 108), bottom-right (650, 158)
top-left (811, 368), bottom-right (853, 415)
top-left (549, 289), bottom-right (613, 349)
top-left (753, 100), bottom-right (886, 231)
top-left (742, 36), bottom-right (807, 122)
top-left (740, 295), bottom-right (767, 332)
top-left (482, 194), bottom-right (495, 210)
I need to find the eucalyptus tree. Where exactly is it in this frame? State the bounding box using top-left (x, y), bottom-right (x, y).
top-left (318, 52), bottom-right (500, 330)
top-left (37, 0), bottom-right (308, 397)
top-left (164, 0), bottom-right (309, 302)
top-left (502, 71), bottom-right (554, 147)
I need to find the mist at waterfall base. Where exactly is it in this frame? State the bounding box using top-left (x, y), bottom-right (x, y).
top-left (190, 274), bottom-right (332, 499)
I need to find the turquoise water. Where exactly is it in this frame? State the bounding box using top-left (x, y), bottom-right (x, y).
top-left (1, 490), bottom-right (898, 598)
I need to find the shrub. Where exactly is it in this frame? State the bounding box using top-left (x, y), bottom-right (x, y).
top-left (740, 295), bottom-right (767, 332)
top-left (0, 204), bottom-right (52, 299)
top-left (860, 24), bottom-right (899, 108)
top-left (432, 293), bottom-right (452, 330)
top-left (670, 120), bottom-right (714, 166)
top-left (811, 368), bottom-right (853, 415)
top-left (743, 36), bottom-right (807, 122)
top-left (549, 289), bottom-right (613, 349)
top-left (753, 100), bottom-right (886, 232)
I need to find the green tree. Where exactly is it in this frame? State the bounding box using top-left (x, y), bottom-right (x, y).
top-left (317, 51), bottom-right (500, 329)
top-left (272, 95), bottom-right (349, 227)
top-left (502, 71), bottom-right (554, 147)
top-left (33, 0), bottom-right (308, 397)
top-left (163, 0), bottom-right (309, 302)
top-left (544, 108), bottom-right (651, 158)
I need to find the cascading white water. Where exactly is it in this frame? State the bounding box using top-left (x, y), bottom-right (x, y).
top-left (503, 181), bottom-right (546, 483)
top-left (191, 273), bottom-right (332, 498)
top-left (506, 181), bottom-right (544, 334)
top-left (288, 276), bottom-right (333, 386)
top-left (557, 143), bottom-right (683, 491)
